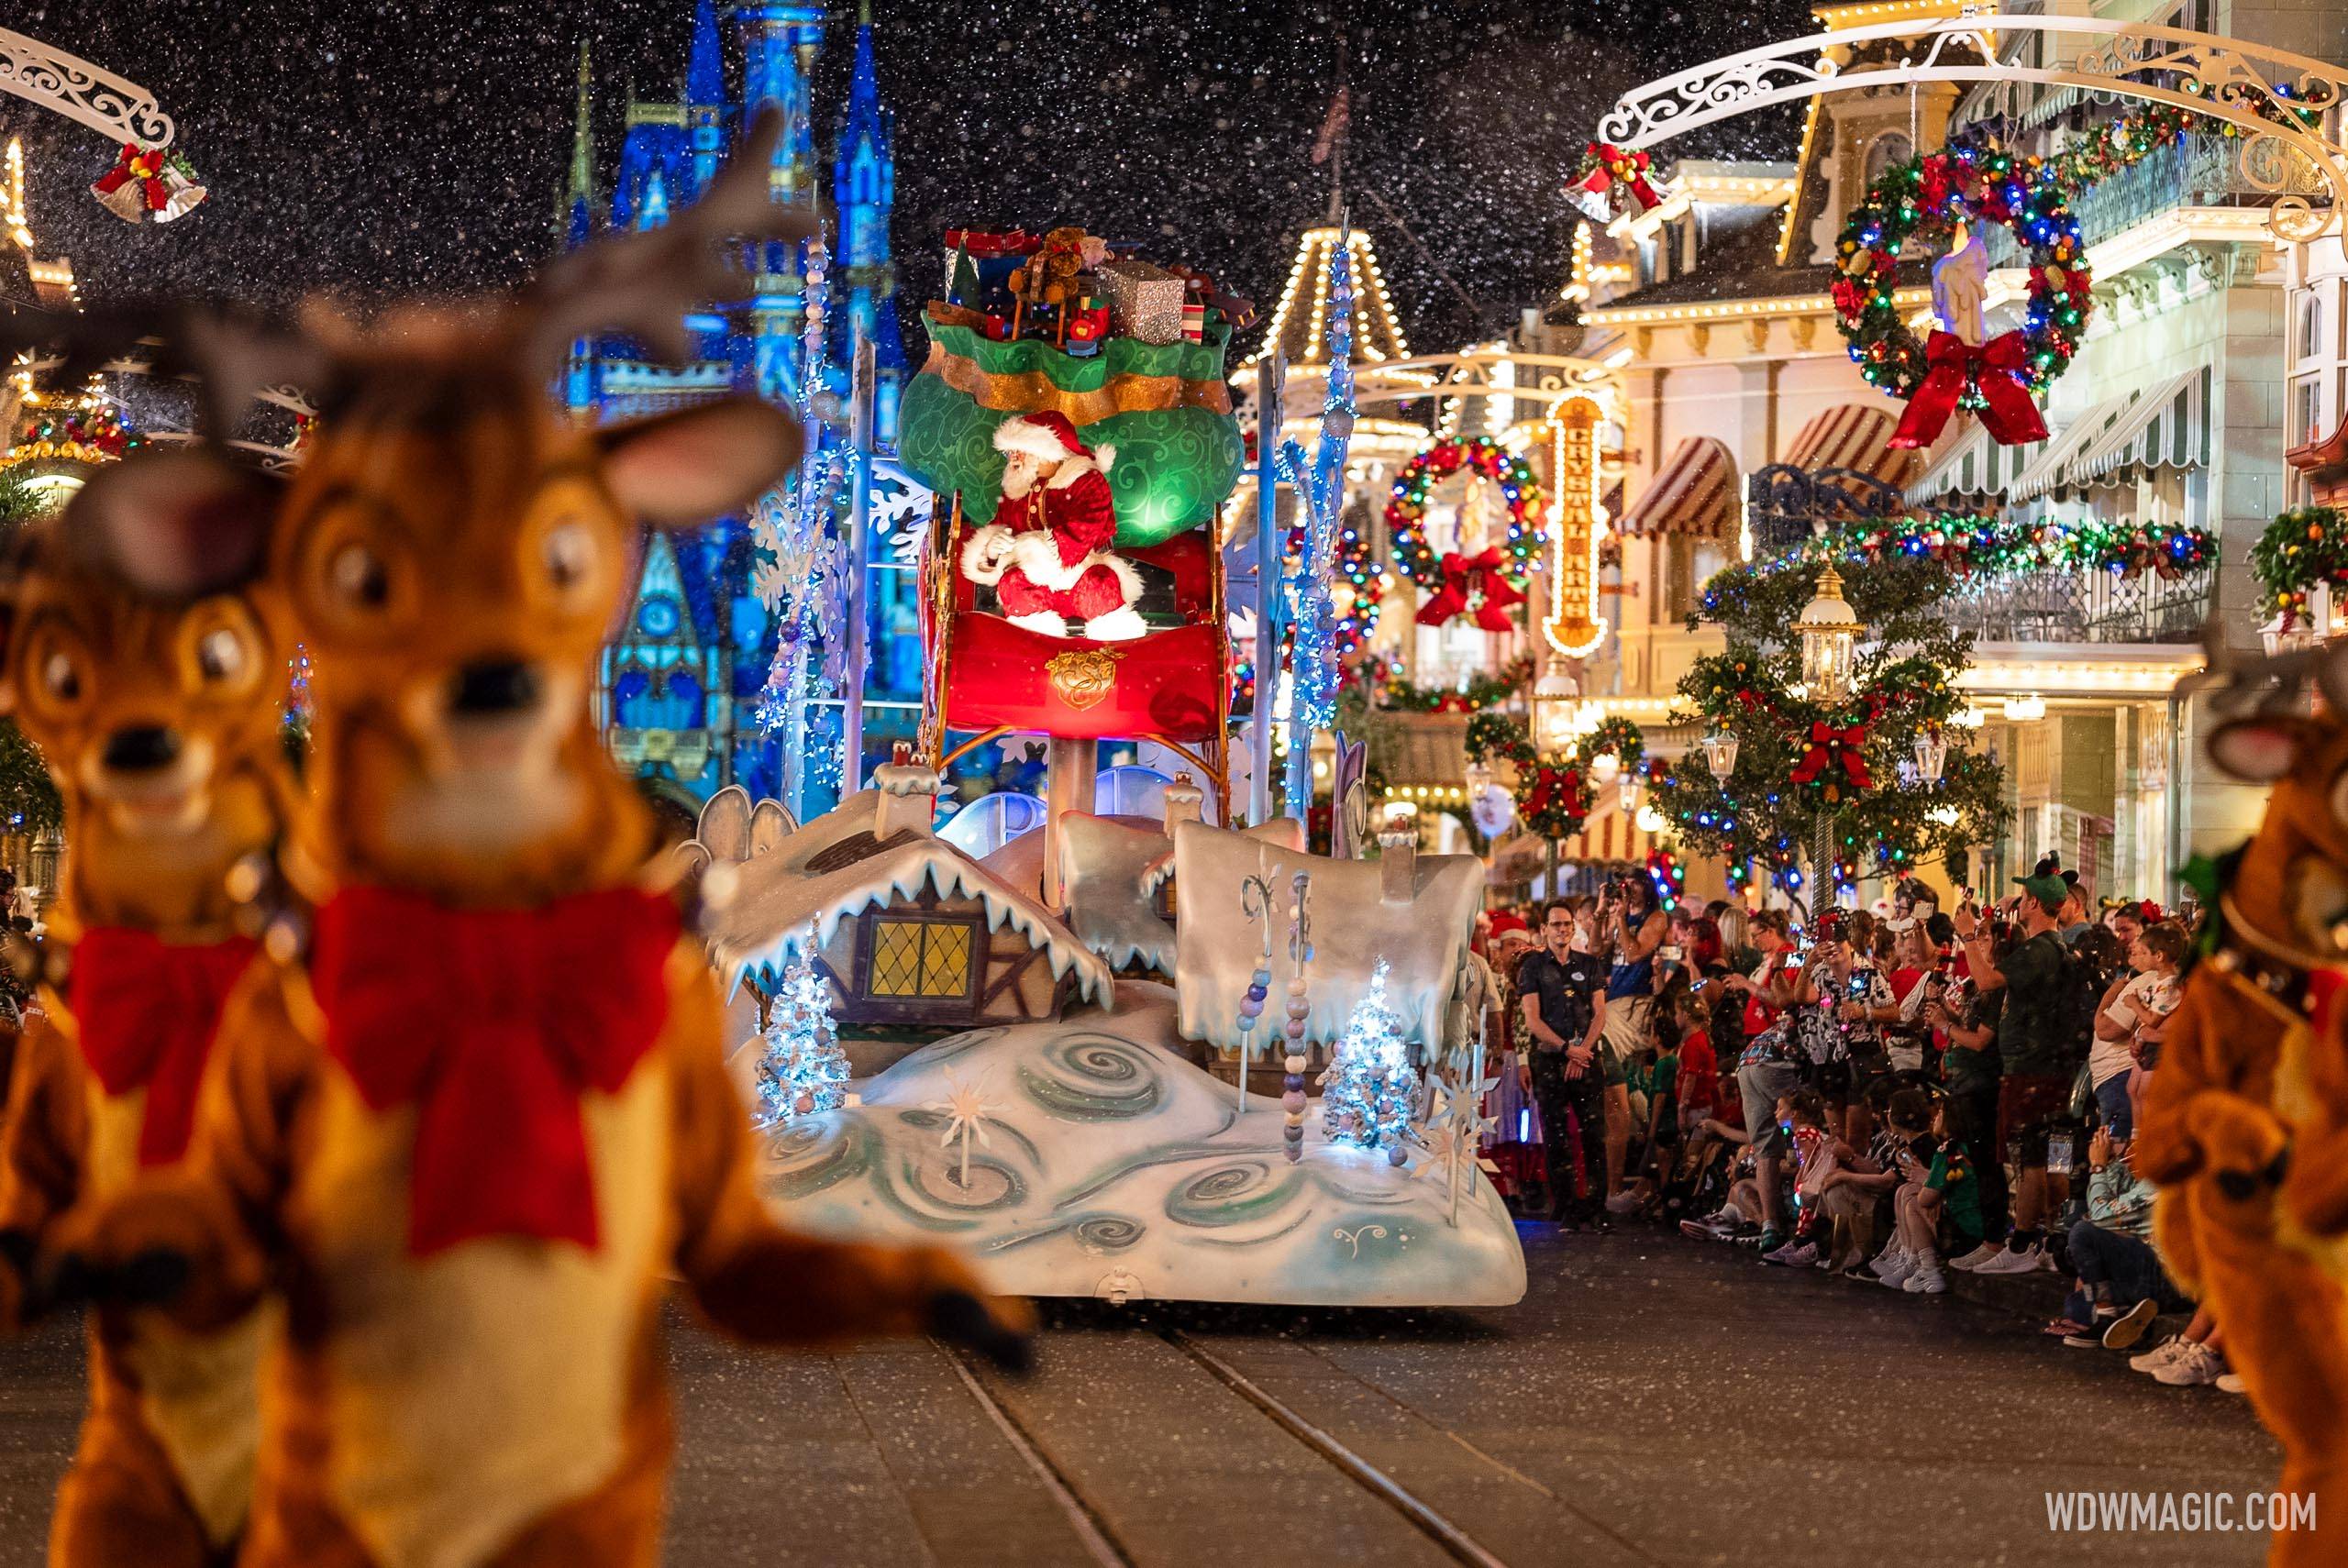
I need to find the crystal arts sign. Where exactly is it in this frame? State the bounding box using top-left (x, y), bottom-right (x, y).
top-left (1545, 397), bottom-right (1608, 658)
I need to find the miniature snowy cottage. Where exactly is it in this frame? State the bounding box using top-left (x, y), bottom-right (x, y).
top-left (674, 783), bottom-right (794, 878)
top-left (703, 755), bottom-right (1112, 1030)
top-left (1058, 777), bottom-right (1305, 977)
top-left (1169, 820), bottom-right (1480, 1055)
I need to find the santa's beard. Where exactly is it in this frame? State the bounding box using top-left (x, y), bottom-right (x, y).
top-left (1002, 460), bottom-right (1054, 499)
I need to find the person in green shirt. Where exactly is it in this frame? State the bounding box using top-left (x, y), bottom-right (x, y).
top-left (1953, 875), bottom-right (2079, 1275)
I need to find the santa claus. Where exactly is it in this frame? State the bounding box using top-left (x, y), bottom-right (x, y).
top-left (959, 411), bottom-right (1146, 641)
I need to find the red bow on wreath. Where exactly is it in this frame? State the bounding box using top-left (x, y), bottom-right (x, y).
top-left (1523, 764), bottom-right (1588, 827)
top-left (1789, 722), bottom-right (1874, 801)
top-left (1577, 142), bottom-right (1664, 213)
top-left (1415, 547), bottom-right (1527, 634)
top-left (90, 142), bottom-right (170, 219)
top-left (1889, 330), bottom-right (2053, 450)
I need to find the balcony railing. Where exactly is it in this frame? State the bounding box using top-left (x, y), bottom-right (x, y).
top-left (1980, 133), bottom-right (2319, 268)
top-left (1941, 560), bottom-right (2214, 645)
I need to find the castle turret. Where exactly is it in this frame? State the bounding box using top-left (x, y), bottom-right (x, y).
top-left (683, 0), bottom-right (726, 200)
top-left (831, 5), bottom-right (907, 445)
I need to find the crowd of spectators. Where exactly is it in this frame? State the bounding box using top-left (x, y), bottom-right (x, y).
top-left (1476, 860), bottom-right (2233, 1391)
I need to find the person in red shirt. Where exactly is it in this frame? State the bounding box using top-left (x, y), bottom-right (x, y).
top-left (1673, 992), bottom-right (1719, 1129)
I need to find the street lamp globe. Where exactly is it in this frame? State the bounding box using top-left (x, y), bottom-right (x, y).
top-left (1532, 667), bottom-right (1580, 754)
top-left (1701, 730), bottom-right (1740, 784)
top-left (1797, 565), bottom-right (1865, 704)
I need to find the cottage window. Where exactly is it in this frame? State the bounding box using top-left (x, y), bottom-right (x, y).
top-left (865, 916), bottom-right (979, 999)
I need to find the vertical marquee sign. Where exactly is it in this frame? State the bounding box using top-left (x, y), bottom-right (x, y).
top-left (1545, 396), bottom-right (1608, 658)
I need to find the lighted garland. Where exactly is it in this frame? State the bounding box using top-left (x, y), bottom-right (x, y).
top-left (1464, 712), bottom-right (1591, 841)
top-left (1368, 653), bottom-right (1529, 713)
top-left (1733, 512), bottom-right (2214, 592)
top-left (1833, 140), bottom-right (2089, 408)
top-left (3, 398), bottom-right (144, 469)
top-left (1384, 436), bottom-right (1545, 590)
top-left (2040, 105), bottom-right (2201, 194)
top-left (2250, 506), bottom-right (2348, 622)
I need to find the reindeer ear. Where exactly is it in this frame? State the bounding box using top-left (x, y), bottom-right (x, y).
top-left (597, 399), bottom-right (805, 529)
top-left (67, 448), bottom-right (281, 599)
top-left (2207, 715), bottom-right (2318, 782)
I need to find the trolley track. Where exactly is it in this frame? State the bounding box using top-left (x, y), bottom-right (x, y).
top-left (940, 1322), bottom-right (1527, 1568)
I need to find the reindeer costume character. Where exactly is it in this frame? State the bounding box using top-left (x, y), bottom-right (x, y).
top-left (39, 113), bottom-right (1031, 1568)
top-left (2135, 640), bottom-right (2348, 1566)
top-left (0, 453), bottom-right (294, 1565)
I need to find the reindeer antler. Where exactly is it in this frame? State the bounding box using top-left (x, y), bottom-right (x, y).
top-left (523, 107), bottom-right (817, 373)
top-left (2176, 615), bottom-right (2348, 719)
top-left (0, 298), bottom-right (335, 445)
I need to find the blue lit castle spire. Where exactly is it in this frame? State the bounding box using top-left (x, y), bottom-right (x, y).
top-left (832, 5), bottom-right (908, 437)
top-left (565, 2), bottom-right (910, 814)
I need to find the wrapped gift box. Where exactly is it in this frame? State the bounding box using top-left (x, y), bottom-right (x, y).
top-left (1097, 259), bottom-right (1186, 346)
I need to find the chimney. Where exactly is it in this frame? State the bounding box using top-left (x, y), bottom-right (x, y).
top-left (1162, 771), bottom-right (1204, 830)
top-left (1379, 819), bottom-right (1419, 905)
top-left (872, 741), bottom-right (941, 839)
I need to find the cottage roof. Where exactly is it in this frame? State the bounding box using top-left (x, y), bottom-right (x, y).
top-left (703, 787), bottom-right (1113, 1006)
top-left (1058, 813), bottom-right (1306, 974)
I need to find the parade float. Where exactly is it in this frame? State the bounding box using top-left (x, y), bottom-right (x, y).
top-left (694, 226), bottom-right (1526, 1309)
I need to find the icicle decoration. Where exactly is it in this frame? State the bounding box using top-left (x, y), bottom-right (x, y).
top-left (1280, 869), bottom-right (1313, 1162)
top-left (1233, 862), bottom-right (1276, 1111)
top-left (1275, 222), bottom-right (1357, 815)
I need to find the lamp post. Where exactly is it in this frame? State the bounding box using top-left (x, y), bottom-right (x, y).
top-left (1795, 565), bottom-right (1866, 913)
top-left (1701, 730), bottom-right (1739, 785)
top-left (1529, 666), bottom-right (1579, 897)
top-left (1913, 726), bottom-right (1947, 787)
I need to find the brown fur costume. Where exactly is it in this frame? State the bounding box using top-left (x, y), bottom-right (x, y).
top-left (0, 452), bottom-right (294, 1564)
top-left (50, 116), bottom-right (1031, 1568)
top-left (2136, 712), bottom-right (2348, 1564)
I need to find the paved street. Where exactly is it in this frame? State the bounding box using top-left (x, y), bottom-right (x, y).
top-left (0, 1227), bottom-right (2280, 1566)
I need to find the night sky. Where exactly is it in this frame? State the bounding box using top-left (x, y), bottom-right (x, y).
top-left (6, 0), bottom-right (1811, 351)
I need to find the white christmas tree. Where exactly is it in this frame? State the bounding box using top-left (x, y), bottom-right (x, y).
top-left (754, 933), bottom-right (849, 1130)
top-left (1319, 959), bottom-right (1418, 1155)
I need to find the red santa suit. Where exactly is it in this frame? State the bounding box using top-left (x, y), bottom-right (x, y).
top-left (959, 412), bottom-right (1146, 641)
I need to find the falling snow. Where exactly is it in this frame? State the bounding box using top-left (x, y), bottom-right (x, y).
top-left (7, 0), bottom-right (1811, 348)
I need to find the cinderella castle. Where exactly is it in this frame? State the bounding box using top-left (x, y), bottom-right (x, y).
top-left (557, 0), bottom-right (916, 817)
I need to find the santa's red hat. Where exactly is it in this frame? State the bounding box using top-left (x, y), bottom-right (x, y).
top-left (992, 411), bottom-right (1115, 472)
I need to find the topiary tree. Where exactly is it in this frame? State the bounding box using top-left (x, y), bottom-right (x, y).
top-left (1651, 550), bottom-right (2005, 912)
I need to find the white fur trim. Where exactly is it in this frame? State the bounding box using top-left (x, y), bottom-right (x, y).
top-left (1007, 609), bottom-right (1069, 638)
top-left (1091, 443), bottom-right (1116, 473)
top-left (1095, 548), bottom-right (1143, 607)
top-left (958, 524), bottom-right (1016, 586)
top-left (993, 417), bottom-right (1077, 465)
top-left (1043, 453), bottom-right (1100, 490)
top-left (1082, 605), bottom-right (1149, 642)
top-left (1011, 530), bottom-right (1091, 592)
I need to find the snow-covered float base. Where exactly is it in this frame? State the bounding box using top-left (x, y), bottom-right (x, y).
top-left (745, 987), bottom-right (1528, 1308)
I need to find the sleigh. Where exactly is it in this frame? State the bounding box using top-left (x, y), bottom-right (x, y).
top-left (922, 504), bottom-right (1229, 779)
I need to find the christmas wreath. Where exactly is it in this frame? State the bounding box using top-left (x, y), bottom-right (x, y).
top-left (2250, 505), bottom-right (2348, 624)
top-left (1833, 141), bottom-right (2088, 447)
top-left (1464, 712), bottom-right (1591, 840)
top-left (1575, 715), bottom-right (1645, 774)
top-left (1385, 437), bottom-right (1545, 628)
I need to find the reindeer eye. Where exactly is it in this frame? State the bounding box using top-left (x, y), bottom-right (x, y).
top-left (40, 650), bottom-right (80, 703)
top-left (330, 543), bottom-right (391, 610)
top-left (543, 523), bottom-right (595, 592)
top-left (196, 626), bottom-right (249, 684)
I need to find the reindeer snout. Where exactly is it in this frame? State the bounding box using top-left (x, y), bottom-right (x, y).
top-left (102, 726), bottom-right (183, 773)
top-left (449, 659), bottom-right (542, 717)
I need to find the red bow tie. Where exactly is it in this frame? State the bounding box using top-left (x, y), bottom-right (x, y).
top-left (311, 886), bottom-right (681, 1257)
top-left (71, 930), bottom-right (260, 1167)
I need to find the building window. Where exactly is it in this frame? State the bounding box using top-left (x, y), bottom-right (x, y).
top-left (2298, 290), bottom-right (2325, 365)
top-left (1863, 131), bottom-right (1915, 190)
top-left (2294, 375), bottom-right (2325, 447)
top-left (865, 916), bottom-right (978, 999)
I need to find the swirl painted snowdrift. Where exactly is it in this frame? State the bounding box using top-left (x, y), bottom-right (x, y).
top-left (749, 988), bottom-right (1527, 1307)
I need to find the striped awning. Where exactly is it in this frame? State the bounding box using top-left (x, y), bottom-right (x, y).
top-left (2067, 368), bottom-right (2209, 488)
top-left (1909, 420), bottom-right (2044, 507)
top-left (1779, 403), bottom-right (1918, 489)
top-left (2008, 395), bottom-right (2134, 502)
top-left (1617, 436), bottom-right (1736, 540)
